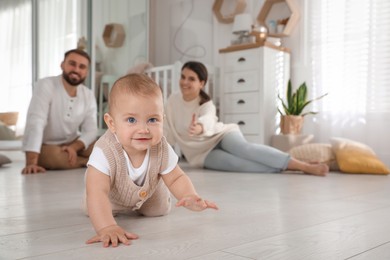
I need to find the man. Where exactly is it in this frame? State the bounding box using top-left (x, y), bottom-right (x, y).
top-left (22, 49), bottom-right (98, 174)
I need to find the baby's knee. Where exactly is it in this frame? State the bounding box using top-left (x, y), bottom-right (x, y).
top-left (138, 197), bottom-right (171, 217)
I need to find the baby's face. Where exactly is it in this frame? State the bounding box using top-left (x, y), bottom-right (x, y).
top-left (108, 92), bottom-right (164, 154)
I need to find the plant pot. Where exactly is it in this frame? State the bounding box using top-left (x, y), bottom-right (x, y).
top-left (280, 115), bottom-right (303, 135)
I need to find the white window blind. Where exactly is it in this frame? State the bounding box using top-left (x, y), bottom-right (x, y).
top-left (307, 0), bottom-right (390, 165)
top-left (309, 0), bottom-right (390, 115)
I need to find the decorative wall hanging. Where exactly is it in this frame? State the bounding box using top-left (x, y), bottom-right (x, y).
top-left (102, 23), bottom-right (126, 48)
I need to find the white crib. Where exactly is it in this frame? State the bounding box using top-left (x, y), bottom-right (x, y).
top-left (97, 61), bottom-right (220, 135)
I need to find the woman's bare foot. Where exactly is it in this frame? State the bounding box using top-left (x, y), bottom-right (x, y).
top-left (302, 163), bottom-right (329, 176)
top-left (287, 158), bottom-right (329, 176)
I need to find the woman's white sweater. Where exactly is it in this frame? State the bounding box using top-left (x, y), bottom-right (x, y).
top-left (164, 92), bottom-right (239, 167)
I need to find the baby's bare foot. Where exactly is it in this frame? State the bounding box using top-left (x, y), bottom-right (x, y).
top-left (304, 163), bottom-right (329, 176)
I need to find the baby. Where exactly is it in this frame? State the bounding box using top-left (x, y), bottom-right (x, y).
top-left (84, 73), bottom-right (218, 247)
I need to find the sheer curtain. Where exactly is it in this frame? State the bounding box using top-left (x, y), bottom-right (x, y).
top-left (38, 0), bottom-right (85, 79)
top-left (0, 0), bottom-right (32, 136)
top-left (306, 0), bottom-right (390, 164)
top-left (0, 0), bottom-right (85, 136)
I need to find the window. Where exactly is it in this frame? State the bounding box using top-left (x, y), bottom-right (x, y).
top-left (310, 0), bottom-right (390, 115)
top-left (307, 0), bottom-right (390, 162)
top-left (0, 0), bottom-right (32, 136)
top-left (0, 0), bottom-right (87, 135)
top-left (37, 0), bottom-right (86, 78)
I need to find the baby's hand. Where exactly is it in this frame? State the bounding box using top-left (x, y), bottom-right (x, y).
top-left (86, 224), bottom-right (139, 248)
top-left (176, 195), bottom-right (218, 211)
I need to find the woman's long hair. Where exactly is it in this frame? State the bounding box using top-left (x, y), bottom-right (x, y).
top-left (181, 61), bottom-right (211, 105)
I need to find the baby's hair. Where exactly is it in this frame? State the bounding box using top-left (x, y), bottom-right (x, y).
top-left (108, 73), bottom-right (162, 113)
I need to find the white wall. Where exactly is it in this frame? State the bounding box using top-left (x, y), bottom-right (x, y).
top-left (281, 0), bottom-right (309, 90)
top-left (150, 0), bottom-right (305, 87)
top-left (150, 0), bottom-right (216, 66)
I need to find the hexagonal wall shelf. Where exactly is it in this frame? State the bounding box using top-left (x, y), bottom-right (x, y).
top-left (213, 0), bottom-right (247, 24)
top-left (102, 23), bottom-right (126, 48)
top-left (257, 0), bottom-right (299, 37)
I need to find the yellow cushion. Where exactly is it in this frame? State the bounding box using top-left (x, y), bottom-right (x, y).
top-left (336, 148), bottom-right (390, 175)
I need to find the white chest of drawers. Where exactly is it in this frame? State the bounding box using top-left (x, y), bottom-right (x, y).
top-left (219, 46), bottom-right (290, 144)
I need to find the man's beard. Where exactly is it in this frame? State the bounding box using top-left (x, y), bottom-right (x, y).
top-left (62, 71), bottom-right (86, 86)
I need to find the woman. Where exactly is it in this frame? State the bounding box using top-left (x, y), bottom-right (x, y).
top-left (164, 61), bottom-right (328, 176)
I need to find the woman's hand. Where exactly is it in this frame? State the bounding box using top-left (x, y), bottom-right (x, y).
top-left (188, 113), bottom-right (203, 136)
top-left (86, 224), bottom-right (139, 248)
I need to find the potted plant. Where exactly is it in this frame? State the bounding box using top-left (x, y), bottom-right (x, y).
top-left (278, 80), bottom-right (327, 135)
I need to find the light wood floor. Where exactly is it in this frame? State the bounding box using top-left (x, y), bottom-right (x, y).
top-left (2, 151), bottom-right (390, 260)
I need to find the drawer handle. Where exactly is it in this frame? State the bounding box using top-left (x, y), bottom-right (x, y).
top-left (237, 99), bottom-right (245, 104)
top-left (237, 121), bottom-right (246, 126)
top-left (237, 78), bottom-right (245, 83)
top-left (237, 57), bottom-right (246, 62)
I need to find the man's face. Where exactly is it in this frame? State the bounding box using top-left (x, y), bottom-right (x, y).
top-left (61, 53), bottom-right (89, 86)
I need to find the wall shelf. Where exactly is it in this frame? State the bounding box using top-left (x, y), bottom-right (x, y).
top-left (257, 0), bottom-right (299, 37)
top-left (219, 41), bottom-right (290, 53)
top-left (102, 23), bottom-right (125, 48)
top-left (212, 0), bottom-right (247, 24)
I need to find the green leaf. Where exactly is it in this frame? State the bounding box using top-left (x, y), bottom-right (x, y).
top-left (287, 80), bottom-right (293, 110)
top-left (277, 80), bottom-right (328, 116)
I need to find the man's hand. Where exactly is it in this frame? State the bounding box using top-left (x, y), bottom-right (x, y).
top-left (188, 114), bottom-right (203, 136)
top-left (86, 224), bottom-right (139, 248)
top-left (22, 164), bottom-right (46, 174)
top-left (176, 194), bottom-right (218, 211)
top-left (62, 145), bottom-right (78, 166)
top-left (22, 152), bottom-right (46, 174)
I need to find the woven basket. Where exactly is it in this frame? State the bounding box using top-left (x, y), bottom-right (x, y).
top-left (0, 112), bottom-right (19, 126)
